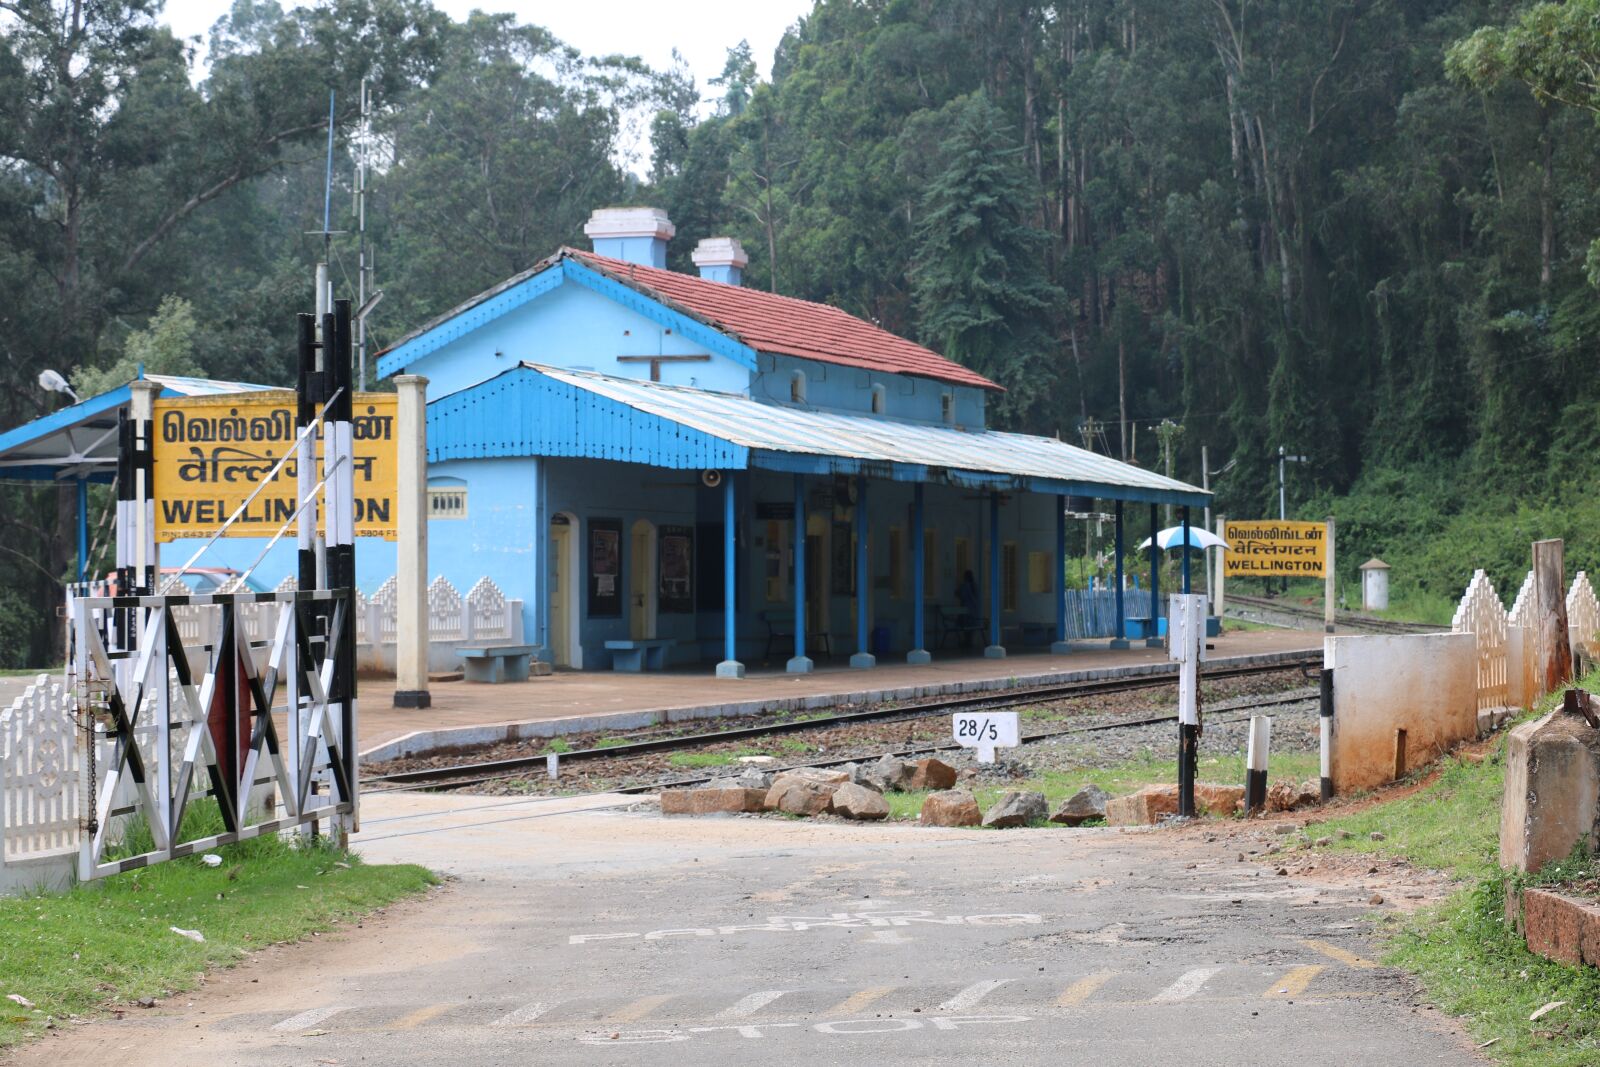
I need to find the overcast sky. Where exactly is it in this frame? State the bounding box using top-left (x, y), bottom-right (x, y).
top-left (160, 0), bottom-right (809, 95)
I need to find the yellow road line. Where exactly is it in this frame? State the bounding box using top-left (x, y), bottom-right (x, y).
top-left (1057, 973), bottom-right (1112, 1006)
top-left (1265, 965), bottom-right (1324, 998)
top-left (605, 995), bottom-right (675, 1023)
top-left (390, 1003), bottom-right (452, 1030)
top-left (1301, 939), bottom-right (1378, 969)
top-left (827, 987), bottom-right (895, 1015)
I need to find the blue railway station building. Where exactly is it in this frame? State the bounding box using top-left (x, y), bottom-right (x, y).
top-left (0, 206), bottom-right (1210, 677)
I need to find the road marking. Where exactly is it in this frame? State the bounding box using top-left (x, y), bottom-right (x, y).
top-left (490, 1002), bottom-right (550, 1027)
top-left (606, 995), bottom-right (676, 1022)
top-left (1265, 965), bottom-right (1324, 998)
top-left (1301, 939), bottom-right (1378, 969)
top-left (827, 987), bottom-right (895, 1015)
top-left (390, 1003), bottom-right (451, 1030)
top-left (937, 979), bottom-right (1014, 1013)
top-left (1057, 973), bottom-right (1112, 1006)
top-left (271, 1006), bottom-right (348, 1032)
top-left (716, 991), bottom-right (790, 1018)
top-left (1151, 967), bottom-right (1222, 1003)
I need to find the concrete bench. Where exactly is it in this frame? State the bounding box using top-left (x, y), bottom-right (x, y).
top-left (458, 643), bottom-right (538, 684)
top-left (605, 639), bottom-right (675, 672)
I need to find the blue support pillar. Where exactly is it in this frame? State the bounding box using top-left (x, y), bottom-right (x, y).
top-left (984, 491), bottom-right (1005, 658)
top-left (850, 479), bottom-right (875, 668)
top-left (715, 477), bottom-right (744, 678)
top-left (787, 474), bottom-right (813, 674)
top-left (1111, 500), bottom-right (1129, 650)
top-left (908, 482), bottom-right (930, 664)
top-left (1146, 503), bottom-right (1163, 648)
top-left (1051, 493), bottom-right (1072, 654)
top-left (76, 477), bottom-right (89, 585)
top-left (1181, 506), bottom-right (1192, 594)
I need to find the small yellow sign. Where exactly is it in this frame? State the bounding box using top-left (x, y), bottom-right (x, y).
top-left (152, 391), bottom-right (398, 542)
top-left (1224, 520), bottom-right (1327, 578)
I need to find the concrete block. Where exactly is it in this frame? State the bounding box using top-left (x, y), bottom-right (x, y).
top-left (659, 787), bottom-right (767, 816)
top-left (1500, 709), bottom-right (1600, 873)
top-left (1106, 783), bottom-right (1243, 825)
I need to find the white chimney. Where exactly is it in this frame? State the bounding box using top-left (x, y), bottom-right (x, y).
top-left (584, 207), bottom-right (675, 269)
top-left (690, 236), bottom-right (749, 286)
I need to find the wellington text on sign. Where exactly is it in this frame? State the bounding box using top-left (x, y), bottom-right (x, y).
top-left (1222, 520), bottom-right (1327, 578)
top-left (152, 391), bottom-right (398, 541)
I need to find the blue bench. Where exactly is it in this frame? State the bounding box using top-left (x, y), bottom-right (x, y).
top-left (605, 638), bottom-right (675, 672)
top-left (458, 643), bottom-right (538, 683)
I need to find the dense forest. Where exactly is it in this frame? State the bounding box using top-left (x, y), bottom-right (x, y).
top-left (1, 0), bottom-right (1597, 662)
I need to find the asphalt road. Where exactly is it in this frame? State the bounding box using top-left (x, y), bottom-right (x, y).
top-left (14, 792), bottom-right (1484, 1066)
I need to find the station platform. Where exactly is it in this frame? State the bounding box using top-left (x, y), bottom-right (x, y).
top-left (354, 628), bottom-right (1321, 761)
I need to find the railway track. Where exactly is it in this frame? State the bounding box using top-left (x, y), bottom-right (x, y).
top-left (1225, 593), bottom-right (1442, 636)
top-left (362, 655), bottom-right (1319, 793)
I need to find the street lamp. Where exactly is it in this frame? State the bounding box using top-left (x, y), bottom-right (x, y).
top-left (38, 368), bottom-right (79, 404)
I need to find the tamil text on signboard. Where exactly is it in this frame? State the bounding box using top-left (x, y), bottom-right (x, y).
top-left (152, 391), bottom-right (398, 541)
top-left (1223, 520), bottom-right (1327, 578)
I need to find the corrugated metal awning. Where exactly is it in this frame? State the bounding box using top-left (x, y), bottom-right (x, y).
top-left (429, 363), bottom-right (1209, 506)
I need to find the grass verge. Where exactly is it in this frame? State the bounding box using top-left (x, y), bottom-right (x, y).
top-left (0, 814), bottom-right (435, 1051)
top-left (1297, 673), bottom-right (1600, 1065)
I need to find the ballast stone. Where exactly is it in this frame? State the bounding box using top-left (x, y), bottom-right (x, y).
top-left (830, 782), bottom-right (890, 821)
top-left (920, 789), bottom-right (982, 827)
top-left (982, 790), bottom-right (1048, 828)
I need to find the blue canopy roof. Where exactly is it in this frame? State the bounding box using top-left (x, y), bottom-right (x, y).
top-left (0, 375), bottom-right (278, 484)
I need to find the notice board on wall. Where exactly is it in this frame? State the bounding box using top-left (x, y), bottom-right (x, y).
top-left (659, 525), bottom-right (694, 614)
top-left (588, 518), bottom-right (623, 617)
top-left (1223, 520), bottom-right (1327, 578)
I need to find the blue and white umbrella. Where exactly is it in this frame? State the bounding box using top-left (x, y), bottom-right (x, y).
top-left (1136, 526), bottom-right (1230, 552)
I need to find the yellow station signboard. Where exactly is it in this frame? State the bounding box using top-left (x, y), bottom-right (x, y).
top-left (1223, 520), bottom-right (1327, 578)
top-left (152, 391), bottom-right (398, 542)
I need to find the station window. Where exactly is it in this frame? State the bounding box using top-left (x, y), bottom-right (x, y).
top-left (954, 537), bottom-right (972, 584)
top-left (790, 370), bottom-right (807, 404)
top-left (428, 486), bottom-right (467, 520)
top-left (888, 526), bottom-right (905, 599)
top-left (1028, 550), bottom-right (1052, 594)
top-left (870, 383), bottom-right (886, 415)
top-left (941, 391), bottom-right (954, 424)
top-left (1002, 542), bottom-right (1019, 612)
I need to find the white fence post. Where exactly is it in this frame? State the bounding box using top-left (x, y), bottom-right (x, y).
top-left (1452, 569), bottom-right (1508, 711)
top-left (1566, 571), bottom-right (1599, 667)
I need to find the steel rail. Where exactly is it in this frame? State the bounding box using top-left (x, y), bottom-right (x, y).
top-left (1225, 594), bottom-right (1440, 636)
top-left (363, 656), bottom-right (1318, 791)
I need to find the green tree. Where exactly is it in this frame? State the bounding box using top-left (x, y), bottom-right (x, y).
top-left (908, 91), bottom-right (1061, 425)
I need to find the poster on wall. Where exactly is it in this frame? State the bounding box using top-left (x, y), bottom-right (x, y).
top-left (831, 521), bottom-right (854, 596)
top-left (659, 525), bottom-right (694, 614)
top-left (589, 518), bottom-right (622, 617)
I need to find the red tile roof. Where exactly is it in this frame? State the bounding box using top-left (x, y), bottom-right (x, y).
top-left (566, 248), bottom-right (1001, 392)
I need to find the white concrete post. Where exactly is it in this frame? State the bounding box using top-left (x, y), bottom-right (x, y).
top-left (1213, 515), bottom-right (1227, 620)
top-left (394, 375), bottom-right (430, 708)
top-left (1324, 515), bottom-right (1336, 633)
top-left (128, 380), bottom-right (160, 593)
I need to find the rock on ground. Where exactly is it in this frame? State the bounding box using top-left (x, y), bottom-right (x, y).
top-left (764, 773), bottom-right (838, 815)
top-left (1051, 784), bottom-right (1110, 826)
top-left (909, 758), bottom-right (958, 791)
top-left (660, 787), bottom-right (767, 816)
top-left (982, 790), bottom-right (1048, 828)
top-left (829, 782), bottom-right (890, 821)
top-left (920, 789), bottom-right (982, 827)
top-left (874, 757), bottom-right (917, 791)
top-left (1105, 783), bottom-right (1244, 826)
top-left (842, 762), bottom-right (889, 793)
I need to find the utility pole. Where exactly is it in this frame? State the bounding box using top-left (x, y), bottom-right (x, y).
top-left (1156, 419), bottom-right (1183, 525)
top-left (1277, 445), bottom-right (1306, 521)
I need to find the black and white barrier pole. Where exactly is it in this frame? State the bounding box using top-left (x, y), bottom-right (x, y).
top-left (1319, 666), bottom-right (1335, 801)
top-left (1170, 592), bottom-right (1208, 818)
top-left (324, 300), bottom-right (358, 842)
top-left (1245, 715), bottom-right (1271, 814)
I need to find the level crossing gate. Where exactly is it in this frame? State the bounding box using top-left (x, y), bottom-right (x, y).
top-left (70, 303), bottom-right (362, 880)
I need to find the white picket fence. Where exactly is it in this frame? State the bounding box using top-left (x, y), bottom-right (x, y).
top-left (1451, 568), bottom-right (1600, 711)
top-left (163, 574), bottom-right (519, 665)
